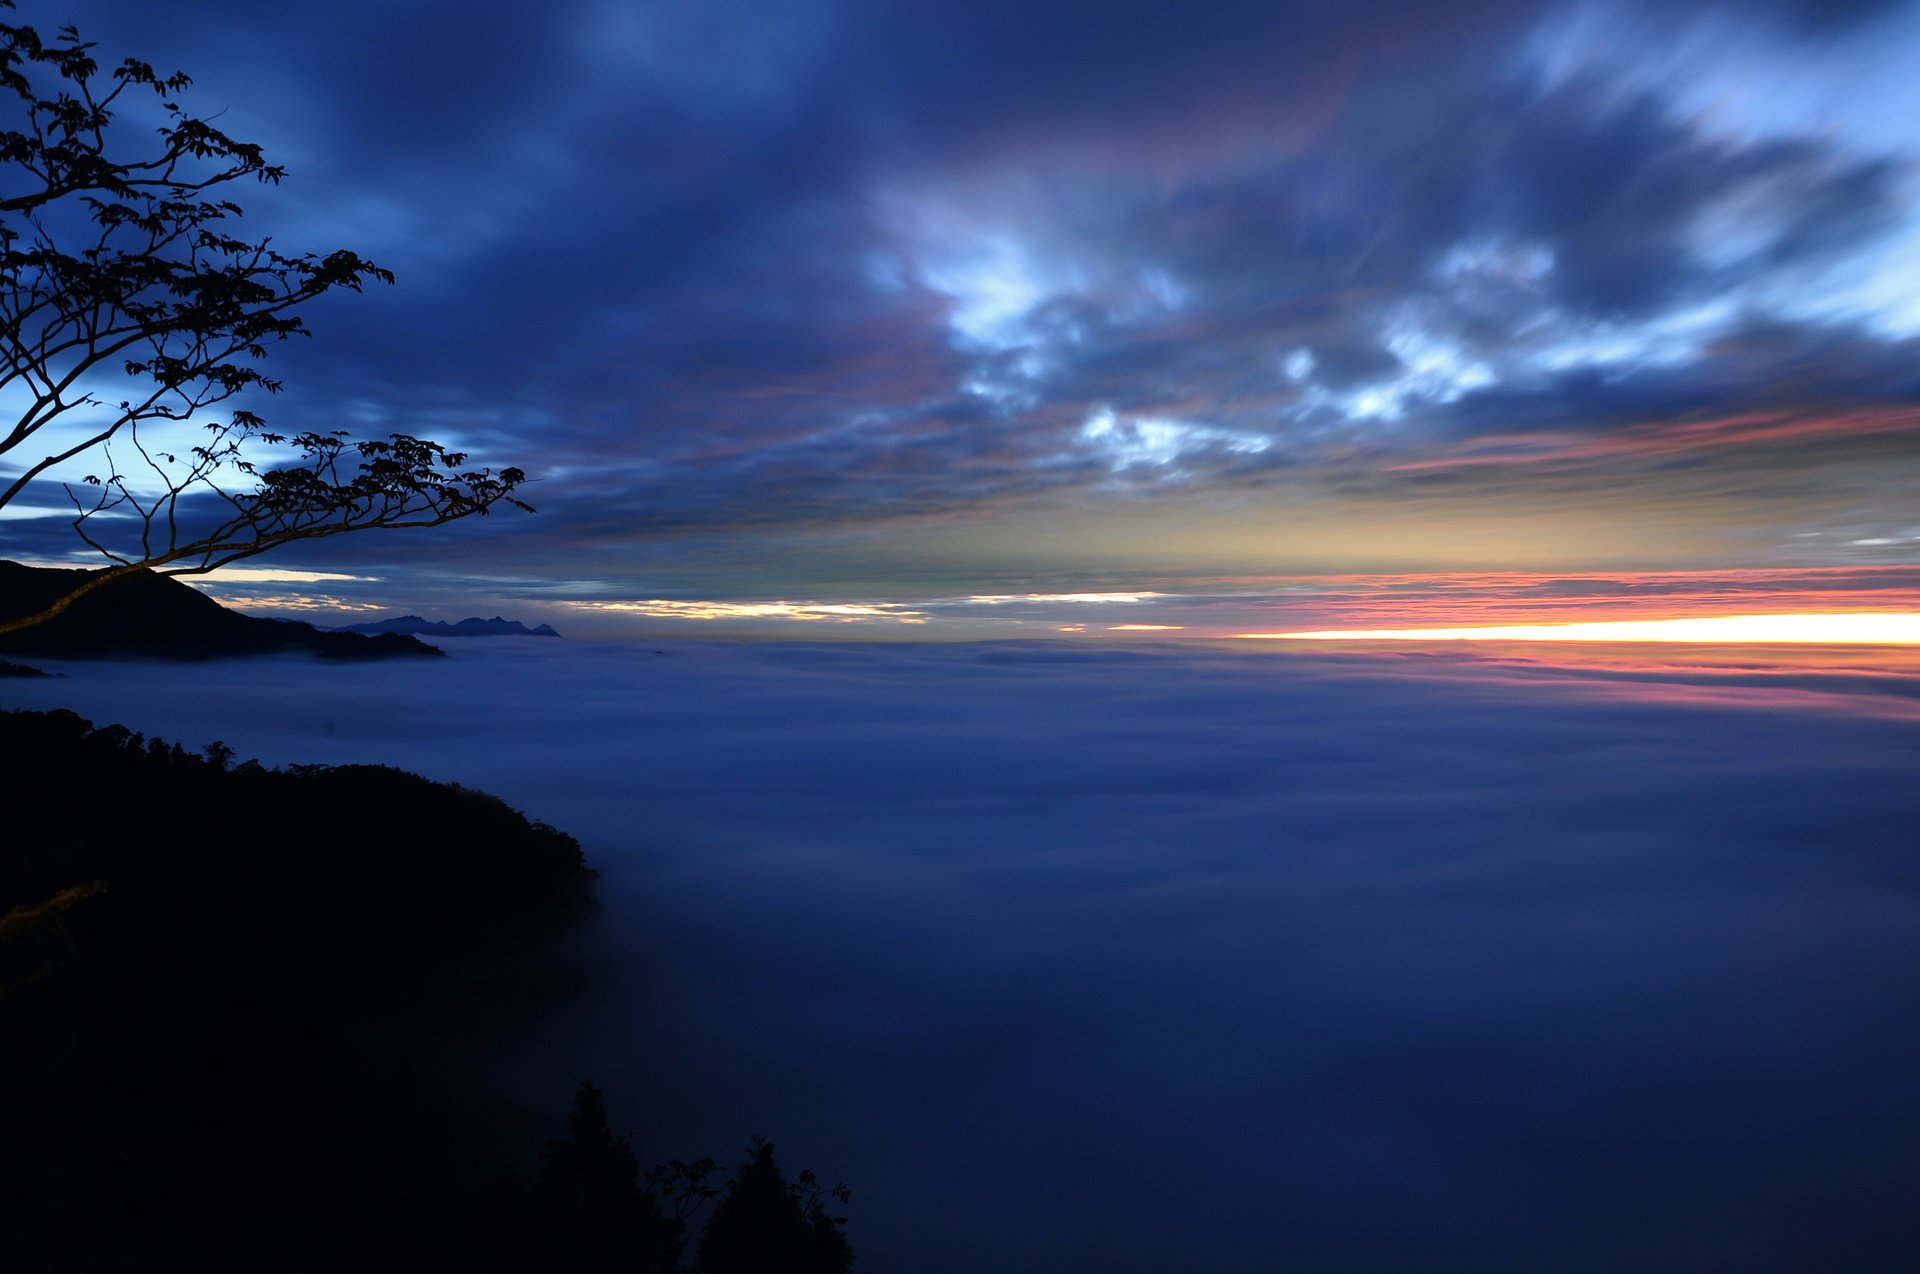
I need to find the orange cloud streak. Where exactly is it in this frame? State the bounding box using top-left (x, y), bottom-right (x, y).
top-left (1388, 407), bottom-right (1920, 472)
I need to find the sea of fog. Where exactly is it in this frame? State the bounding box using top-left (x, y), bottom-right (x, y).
top-left (8, 639), bottom-right (1920, 1272)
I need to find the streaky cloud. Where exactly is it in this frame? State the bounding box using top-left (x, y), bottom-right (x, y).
top-left (1242, 612), bottom-right (1920, 644)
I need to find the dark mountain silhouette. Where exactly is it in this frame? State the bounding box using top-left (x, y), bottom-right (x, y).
top-left (0, 561), bottom-right (440, 661)
top-left (340, 614), bottom-right (561, 638)
top-left (0, 709), bottom-right (857, 1274)
top-left (0, 706), bottom-right (597, 1272)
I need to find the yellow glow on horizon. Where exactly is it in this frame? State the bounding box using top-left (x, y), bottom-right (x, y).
top-left (190, 566), bottom-right (369, 583)
top-left (966, 592), bottom-right (1159, 605)
top-left (569, 599), bottom-right (926, 622)
top-left (1236, 613), bottom-right (1920, 645)
top-left (565, 590), bottom-right (1166, 624)
top-left (195, 592), bottom-right (389, 613)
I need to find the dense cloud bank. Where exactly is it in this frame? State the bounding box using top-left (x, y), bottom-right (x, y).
top-left (7, 640), bottom-right (1920, 1270)
top-left (10, 1), bottom-right (1920, 596)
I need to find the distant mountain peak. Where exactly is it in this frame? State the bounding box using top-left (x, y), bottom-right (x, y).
top-left (337, 614), bottom-right (561, 638)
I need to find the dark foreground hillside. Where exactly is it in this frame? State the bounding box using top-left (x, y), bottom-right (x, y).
top-left (0, 706), bottom-right (594, 1270)
top-left (0, 561), bottom-right (439, 661)
top-left (0, 708), bottom-right (856, 1273)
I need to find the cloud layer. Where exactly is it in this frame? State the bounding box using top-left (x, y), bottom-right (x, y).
top-left (5, 0), bottom-right (1919, 602)
top-left (8, 640), bottom-right (1920, 1270)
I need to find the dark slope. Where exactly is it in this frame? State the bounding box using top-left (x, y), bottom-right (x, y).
top-left (0, 707), bottom-right (597, 1271)
top-left (0, 709), bottom-right (857, 1274)
top-left (0, 561), bottom-right (439, 660)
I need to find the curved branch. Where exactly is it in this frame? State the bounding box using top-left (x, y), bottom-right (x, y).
top-left (0, 8), bottom-right (534, 637)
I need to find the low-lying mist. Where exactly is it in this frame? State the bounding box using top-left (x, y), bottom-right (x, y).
top-left (8, 639), bottom-right (1920, 1272)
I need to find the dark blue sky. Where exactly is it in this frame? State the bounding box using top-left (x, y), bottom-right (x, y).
top-left (7, 0), bottom-right (1920, 630)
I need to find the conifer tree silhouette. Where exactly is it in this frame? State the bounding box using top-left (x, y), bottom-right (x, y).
top-left (525, 1081), bottom-right (681, 1273)
top-left (694, 1138), bottom-right (853, 1274)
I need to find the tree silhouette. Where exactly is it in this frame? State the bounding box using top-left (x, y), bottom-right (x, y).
top-left (510, 1081), bottom-right (688, 1273)
top-left (0, 3), bottom-right (529, 635)
top-left (694, 1138), bottom-right (854, 1274)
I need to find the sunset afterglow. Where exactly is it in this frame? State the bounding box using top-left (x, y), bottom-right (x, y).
top-left (1238, 613), bottom-right (1920, 644)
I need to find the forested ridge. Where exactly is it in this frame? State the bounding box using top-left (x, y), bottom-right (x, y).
top-left (0, 707), bottom-right (855, 1272)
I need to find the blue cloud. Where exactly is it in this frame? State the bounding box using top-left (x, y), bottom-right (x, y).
top-left (9, 0), bottom-right (1920, 592)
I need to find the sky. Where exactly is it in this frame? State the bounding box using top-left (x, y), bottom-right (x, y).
top-left (8, 637), bottom-right (1920, 1270)
top-left (6, 0), bottom-right (1920, 636)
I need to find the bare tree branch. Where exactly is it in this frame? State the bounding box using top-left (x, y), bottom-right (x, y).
top-left (0, 2), bottom-right (529, 630)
